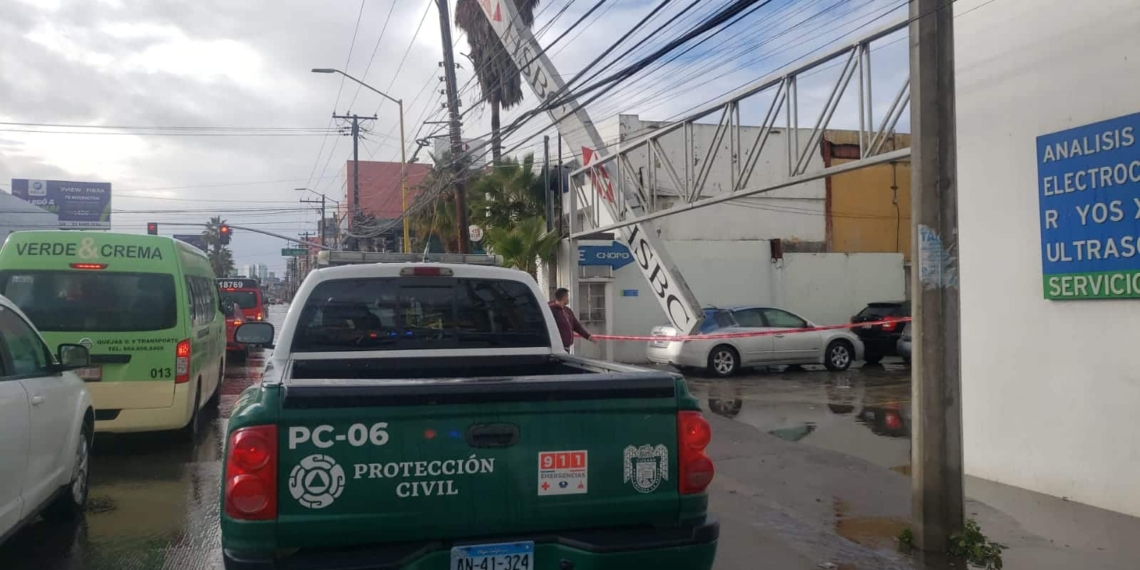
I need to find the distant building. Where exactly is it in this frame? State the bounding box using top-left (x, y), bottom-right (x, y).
top-left (0, 191), bottom-right (58, 236)
top-left (344, 160), bottom-right (434, 251)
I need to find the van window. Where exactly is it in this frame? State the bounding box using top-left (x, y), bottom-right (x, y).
top-left (186, 276), bottom-right (217, 327)
top-left (0, 271), bottom-right (177, 332)
top-left (292, 277), bottom-right (549, 352)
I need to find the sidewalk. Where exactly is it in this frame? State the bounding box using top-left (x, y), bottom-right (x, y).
top-left (706, 412), bottom-right (1140, 570)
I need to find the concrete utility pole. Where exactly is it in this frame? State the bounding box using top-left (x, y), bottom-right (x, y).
top-left (333, 112), bottom-right (376, 249)
top-left (435, 0), bottom-right (470, 253)
top-left (909, 0), bottom-right (963, 556)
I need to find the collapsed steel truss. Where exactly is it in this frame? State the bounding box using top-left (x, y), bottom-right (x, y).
top-left (568, 19), bottom-right (912, 237)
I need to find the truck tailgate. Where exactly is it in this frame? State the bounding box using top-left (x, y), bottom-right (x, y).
top-left (275, 374), bottom-right (682, 549)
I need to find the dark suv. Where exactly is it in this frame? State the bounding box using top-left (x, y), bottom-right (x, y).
top-left (850, 301), bottom-right (910, 364)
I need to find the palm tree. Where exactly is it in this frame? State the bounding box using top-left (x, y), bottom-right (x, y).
top-left (454, 0), bottom-right (541, 164)
top-left (201, 216), bottom-right (235, 276)
top-left (208, 247), bottom-right (235, 277)
top-left (484, 217), bottom-right (559, 278)
top-left (470, 153), bottom-right (546, 229)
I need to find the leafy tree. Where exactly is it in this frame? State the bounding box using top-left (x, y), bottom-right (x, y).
top-left (454, 0), bottom-right (541, 164)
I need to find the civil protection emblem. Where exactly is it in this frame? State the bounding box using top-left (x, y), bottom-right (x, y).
top-left (289, 454), bottom-right (345, 509)
top-left (623, 444), bottom-right (668, 493)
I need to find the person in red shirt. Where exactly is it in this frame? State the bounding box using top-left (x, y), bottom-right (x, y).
top-left (548, 288), bottom-right (594, 353)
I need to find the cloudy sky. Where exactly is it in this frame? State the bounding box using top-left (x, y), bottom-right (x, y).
top-left (0, 0), bottom-right (917, 274)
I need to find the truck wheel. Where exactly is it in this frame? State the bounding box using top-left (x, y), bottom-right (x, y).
top-left (825, 340), bottom-right (854, 371)
top-left (44, 421), bottom-right (91, 521)
top-left (863, 350), bottom-right (884, 365)
top-left (207, 362), bottom-right (223, 407)
top-left (707, 345), bottom-right (739, 377)
top-left (179, 385), bottom-right (201, 442)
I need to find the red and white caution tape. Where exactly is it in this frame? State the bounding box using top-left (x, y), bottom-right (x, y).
top-left (578, 317), bottom-right (912, 342)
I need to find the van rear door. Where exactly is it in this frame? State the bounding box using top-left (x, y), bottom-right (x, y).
top-left (0, 269), bottom-right (183, 409)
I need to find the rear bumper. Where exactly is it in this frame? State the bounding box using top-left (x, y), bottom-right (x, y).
top-left (93, 382), bottom-right (192, 433)
top-left (646, 342), bottom-right (707, 369)
top-left (855, 335), bottom-right (899, 354)
top-left (223, 520), bottom-right (719, 570)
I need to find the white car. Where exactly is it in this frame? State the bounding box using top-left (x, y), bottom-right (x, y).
top-left (646, 306), bottom-right (865, 377)
top-left (0, 294), bottom-right (94, 543)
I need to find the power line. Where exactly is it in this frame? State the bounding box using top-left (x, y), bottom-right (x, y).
top-left (306, 0), bottom-right (370, 194)
top-left (345, 0), bottom-right (402, 112)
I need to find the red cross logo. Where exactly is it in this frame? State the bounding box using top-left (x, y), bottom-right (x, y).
top-left (541, 482), bottom-right (550, 491)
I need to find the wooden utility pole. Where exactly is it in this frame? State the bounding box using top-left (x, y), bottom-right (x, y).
top-left (909, 0), bottom-right (964, 556)
top-left (333, 112), bottom-right (375, 250)
top-left (435, 0), bottom-right (469, 253)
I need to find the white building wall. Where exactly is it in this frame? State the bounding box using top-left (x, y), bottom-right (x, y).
top-left (956, 0), bottom-right (1140, 515)
top-left (780, 252), bottom-right (905, 326)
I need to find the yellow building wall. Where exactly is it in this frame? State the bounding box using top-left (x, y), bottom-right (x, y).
top-left (829, 157), bottom-right (912, 262)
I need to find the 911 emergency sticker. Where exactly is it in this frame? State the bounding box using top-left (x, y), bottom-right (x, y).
top-left (538, 451), bottom-right (588, 496)
top-left (288, 423), bottom-right (389, 449)
top-left (289, 454), bottom-right (346, 509)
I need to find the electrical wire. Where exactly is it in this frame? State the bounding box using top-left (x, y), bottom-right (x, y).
top-left (304, 0), bottom-right (369, 190)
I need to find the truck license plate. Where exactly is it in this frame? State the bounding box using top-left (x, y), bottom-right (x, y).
top-left (451, 541), bottom-right (533, 570)
top-left (76, 366), bottom-right (102, 382)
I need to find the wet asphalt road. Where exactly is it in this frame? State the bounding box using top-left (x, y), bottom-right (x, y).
top-left (0, 305), bottom-right (911, 570)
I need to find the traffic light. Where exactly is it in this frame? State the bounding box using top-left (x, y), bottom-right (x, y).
top-left (219, 225), bottom-right (232, 245)
top-left (147, 222), bottom-right (158, 235)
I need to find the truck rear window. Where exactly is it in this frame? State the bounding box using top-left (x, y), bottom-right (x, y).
top-left (856, 303), bottom-right (908, 318)
top-left (0, 270), bottom-right (177, 332)
top-left (221, 291), bottom-right (259, 309)
top-left (292, 277), bottom-right (550, 352)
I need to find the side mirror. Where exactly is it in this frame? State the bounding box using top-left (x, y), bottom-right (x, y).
top-left (235, 322), bottom-right (275, 346)
top-left (57, 344), bottom-right (91, 370)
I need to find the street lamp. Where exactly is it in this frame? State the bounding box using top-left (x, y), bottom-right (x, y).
top-left (311, 68), bottom-right (411, 253)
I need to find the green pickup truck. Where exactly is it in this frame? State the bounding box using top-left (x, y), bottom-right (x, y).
top-left (221, 259), bottom-right (718, 570)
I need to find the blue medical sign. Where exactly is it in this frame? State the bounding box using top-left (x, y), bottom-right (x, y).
top-left (11, 179), bottom-right (112, 229)
top-left (578, 242), bottom-right (633, 269)
top-left (1037, 112), bottom-right (1140, 299)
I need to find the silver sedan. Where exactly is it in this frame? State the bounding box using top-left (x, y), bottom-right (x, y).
top-left (646, 306), bottom-right (865, 377)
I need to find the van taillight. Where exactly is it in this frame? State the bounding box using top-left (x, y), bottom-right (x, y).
top-left (175, 339), bottom-right (191, 384)
top-left (256, 312), bottom-right (262, 321)
top-left (677, 411), bottom-right (714, 495)
top-left (225, 425), bottom-right (277, 520)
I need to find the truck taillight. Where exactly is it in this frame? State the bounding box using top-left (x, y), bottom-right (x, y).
top-left (677, 411), bottom-right (714, 495)
top-left (225, 425), bottom-right (278, 520)
top-left (256, 312), bottom-right (263, 321)
top-left (175, 339), bottom-right (191, 384)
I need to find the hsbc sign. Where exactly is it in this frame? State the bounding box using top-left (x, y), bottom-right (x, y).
top-left (478, 0), bottom-right (703, 334)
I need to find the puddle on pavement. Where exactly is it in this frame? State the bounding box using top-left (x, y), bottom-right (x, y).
top-left (834, 498), bottom-right (910, 553)
top-left (699, 370), bottom-right (914, 473)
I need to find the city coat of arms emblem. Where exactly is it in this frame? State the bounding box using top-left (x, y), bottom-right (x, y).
top-left (623, 444), bottom-right (668, 493)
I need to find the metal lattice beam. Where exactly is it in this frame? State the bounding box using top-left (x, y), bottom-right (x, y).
top-left (569, 18), bottom-right (913, 238)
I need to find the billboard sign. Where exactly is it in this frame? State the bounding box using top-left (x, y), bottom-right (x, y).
top-left (174, 234), bottom-right (208, 252)
top-left (10, 179), bottom-right (112, 229)
top-left (1037, 112), bottom-right (1140, 299)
